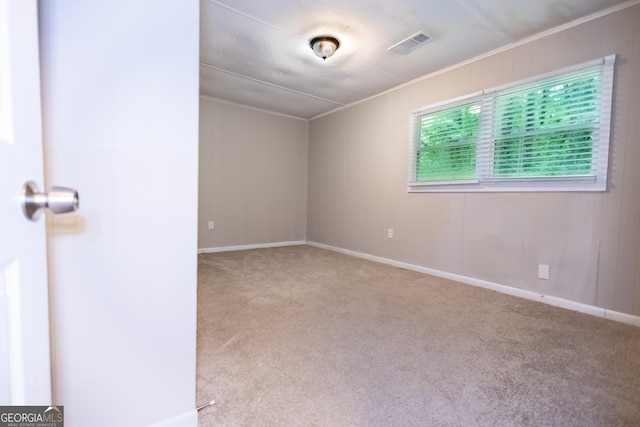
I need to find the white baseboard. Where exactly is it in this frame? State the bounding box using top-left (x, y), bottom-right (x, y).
top-left (198, 240), bottom-right (306, 254)
top-left (306, 241), bottom-right (640, 328)
top-left (148, 409), bottom-right (197, 427)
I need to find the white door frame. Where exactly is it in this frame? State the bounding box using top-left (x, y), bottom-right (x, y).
top-left (0, 0), bottom-right (52, 405)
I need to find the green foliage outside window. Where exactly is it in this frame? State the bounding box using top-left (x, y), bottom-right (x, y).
top-left (416, 103), bottom-right (480, 181)
top-left (493, 75), bottom-right (598, 178)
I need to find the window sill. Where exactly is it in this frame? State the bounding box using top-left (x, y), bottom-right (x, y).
top-left (408, 176), bottom-right (605, 193)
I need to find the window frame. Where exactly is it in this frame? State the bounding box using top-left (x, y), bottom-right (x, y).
top-left (408, 55), bottom-right (615, 193)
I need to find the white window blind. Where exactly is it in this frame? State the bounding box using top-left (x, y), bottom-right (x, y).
top-left (409, 55), bottom-right (615, 192)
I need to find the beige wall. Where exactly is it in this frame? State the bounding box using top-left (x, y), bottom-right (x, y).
top-left (308, 5), bottom-right (640, 316)
top-left (199, 98), bottom-right (308, 249)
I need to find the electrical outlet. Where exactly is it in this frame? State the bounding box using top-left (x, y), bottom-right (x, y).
top-left (538, 264), bottom-right (550, 280)
top-left (387, 228), bottom-right (394, 239)
top-left (208, 221), bottom-right (214, 230)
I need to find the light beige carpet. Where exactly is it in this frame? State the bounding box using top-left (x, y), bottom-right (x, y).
top-left (196, 245), bottom-right (640, 426)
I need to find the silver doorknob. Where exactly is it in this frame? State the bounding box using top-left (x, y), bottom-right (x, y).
top-left (21, 181), bottom-right (79, 221)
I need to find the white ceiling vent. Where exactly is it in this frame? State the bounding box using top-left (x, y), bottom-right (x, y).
top-left (388, 31), bottom-right (431, 54)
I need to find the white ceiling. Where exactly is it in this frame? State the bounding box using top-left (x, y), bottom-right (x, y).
top-left (200, 0), bottom-right (632, 119)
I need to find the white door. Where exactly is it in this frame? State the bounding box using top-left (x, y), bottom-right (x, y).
top-left (0, 0), bottom-right (52, 405)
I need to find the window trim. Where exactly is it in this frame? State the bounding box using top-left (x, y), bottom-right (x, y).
top-left (408, 55), bottom-right (615, 193)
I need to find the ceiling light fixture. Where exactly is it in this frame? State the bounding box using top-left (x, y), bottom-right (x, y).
top-left (310, 36), bottom-right (340, 60)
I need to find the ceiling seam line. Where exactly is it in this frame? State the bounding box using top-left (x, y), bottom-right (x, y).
top-left (200, 63), bottom-right (345, 106)
top-left (200, 95), bottom-right (309, 121)
top-left (207, 0), bottom-right (300, 39)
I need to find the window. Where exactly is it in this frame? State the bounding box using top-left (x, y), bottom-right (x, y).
top-left (409, 55), bottom-right (615, 192)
